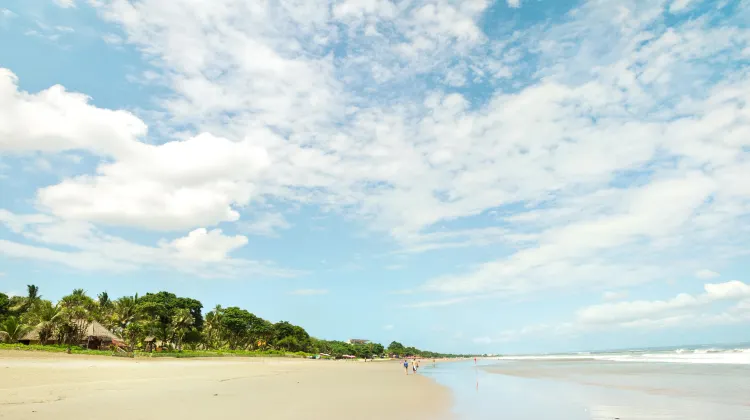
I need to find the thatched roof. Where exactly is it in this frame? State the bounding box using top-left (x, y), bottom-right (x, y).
top-left (20, 320), bottom-right (122, 342)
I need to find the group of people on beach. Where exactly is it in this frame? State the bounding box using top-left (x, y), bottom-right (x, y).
top-left (403, 358), bottom-right (433, 375)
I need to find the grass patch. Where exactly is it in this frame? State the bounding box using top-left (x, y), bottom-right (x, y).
top-left (0, 343), bottom-right (112, 356)
top-left (0, 343), bottom-right (312, 359)
top-left (140, 349), bottom-right (312, 358)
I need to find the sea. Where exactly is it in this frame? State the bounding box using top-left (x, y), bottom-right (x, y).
top-left (421, 343), bottom-right (750, 420)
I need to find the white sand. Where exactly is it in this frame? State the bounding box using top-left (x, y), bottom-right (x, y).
top-left (0, 351), bottom-right (452, 419)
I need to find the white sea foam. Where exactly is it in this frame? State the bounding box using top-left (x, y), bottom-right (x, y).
top-left (497, 348), bottom-right (750, 365)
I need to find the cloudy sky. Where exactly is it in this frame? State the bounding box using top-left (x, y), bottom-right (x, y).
top-left (1, 0), bottom-right (750, 354)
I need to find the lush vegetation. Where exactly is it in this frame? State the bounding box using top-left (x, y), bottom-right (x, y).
top-left (0, 286), bottom-right (468, 359)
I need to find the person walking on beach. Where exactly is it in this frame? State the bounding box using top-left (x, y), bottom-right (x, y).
top-left (415, 360), bottom-right (420, 372)
top-left (403, 359), bottom-right (409, 375)
top-left (412, 359), bottom-right (417, 374)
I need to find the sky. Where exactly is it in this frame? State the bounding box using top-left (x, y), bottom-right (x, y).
top-left (1, 0), bottom-right (750, 355)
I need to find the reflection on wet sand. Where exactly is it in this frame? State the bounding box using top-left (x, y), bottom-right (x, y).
top-left (424, 359), bottom-right (750, 420)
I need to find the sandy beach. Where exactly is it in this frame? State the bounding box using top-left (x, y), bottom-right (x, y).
top-left (0, 351), bottom-right (452, 420)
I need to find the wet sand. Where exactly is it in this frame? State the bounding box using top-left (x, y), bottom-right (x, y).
top-left (423, 359), bottom-right (750, 420)
top-left (0, 351), bottom-right (452, 420)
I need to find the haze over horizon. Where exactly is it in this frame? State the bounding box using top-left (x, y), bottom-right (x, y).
top-left (2, 0), bottom-right (750, 354)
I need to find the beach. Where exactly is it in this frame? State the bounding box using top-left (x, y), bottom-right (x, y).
top-left (422, 348), bottom-right (750, 419)
top-left (0, 351), bottom-right (452, 420)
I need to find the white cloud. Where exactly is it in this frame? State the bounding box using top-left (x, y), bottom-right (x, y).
top-left (383, 324), bottom-right (394, 331)
top-left (36, 132), bottom-right (270, 231)
top-left (289, 289), bottom-right (329, 296)
top-left (164, 228), bottom-right (248, 263)
top-left (3, 0), bottom-right (750, 298)
top-left (53, 0), bottom-right (76, 8)
top-left (239, 212), bottom-right (291, 237)
top-left (577, 281), bottom-right (750, 326)
top-left (669, 0), bottom-right (695, 13)
top-left (403, 297), bottom-right (470, 308)
top-left (506, 0), bottom-right (521, 8)
top-left (0, 210), bottom-right (293, 277)
top-left (0, 68), bottom-right (147, 156)
top-left (1, 9), bottom-right (16, 18)
top-left (478, 280), bottom-right (750, 343)
top-left (695, 269), bottom-right (720, 279)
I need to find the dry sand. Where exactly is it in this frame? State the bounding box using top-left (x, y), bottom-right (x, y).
top-left (0, 351), bottom-right (452, 419)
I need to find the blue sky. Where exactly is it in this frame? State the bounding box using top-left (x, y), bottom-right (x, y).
top-left (2, 0), bottom-right (750, 355)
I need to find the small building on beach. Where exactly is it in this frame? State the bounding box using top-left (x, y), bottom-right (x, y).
top-left (19, 320), bottom-right (124, 350)
top-left (346, 339), bottom-right (370, 345)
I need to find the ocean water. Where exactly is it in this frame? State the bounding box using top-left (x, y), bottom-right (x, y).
top-left (422, 344), bottom-right (750, 419)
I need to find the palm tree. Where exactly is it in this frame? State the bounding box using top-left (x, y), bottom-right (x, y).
top-left (171, 308), bottom-right (195, 351)
top-left (57, 290), bottom-right (95, 345)
top-left (27, 284), bottom-right (40, 300)
top-left (23, 301), bottom-right (61, 345)
top-left (203, 305), bottom-right (224, 349)
top-left (9, 284), bottom-right (41, 313)
top-left (113, 294), bottom-right (140, 332)
top-left (0, 316), bottom-right (30, 343)
top-left (98, 292), bottom-right (111, 309)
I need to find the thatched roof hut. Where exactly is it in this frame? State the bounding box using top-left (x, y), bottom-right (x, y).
top-left (20, 320), bottom-right (123, 348)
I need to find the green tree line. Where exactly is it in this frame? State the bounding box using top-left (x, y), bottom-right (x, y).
top-left (0, 286), bottom-right (467, 358)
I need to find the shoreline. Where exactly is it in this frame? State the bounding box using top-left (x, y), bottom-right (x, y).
top-left (0, 350), bottom-right (453, 420)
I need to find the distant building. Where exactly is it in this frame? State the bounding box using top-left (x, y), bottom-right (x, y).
top-left (346, 339), bottom-right (370, 345)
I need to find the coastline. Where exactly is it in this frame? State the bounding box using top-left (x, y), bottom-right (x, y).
top-left (0, 350), bottom-right (453, 420)
top-left (422, 357), bottom-right (750, 419)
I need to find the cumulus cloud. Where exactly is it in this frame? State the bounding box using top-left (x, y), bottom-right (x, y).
top-left (506, 0), bottom-right (521, 8)
top-left (36, 133), bottom-right (270, 230)
top-left (0, 69), bottom-right (146, 156)
top-left (0, 210), bottom-right (293, 277)
top-left (3, 0), bottom-right (750, 298)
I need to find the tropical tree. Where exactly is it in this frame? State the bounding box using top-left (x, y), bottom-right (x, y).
top-left (203, 305), bottom-right (225, 349)
top-left (9, 284), bottom-right (41, 314)
top-left (275, 336), bottom-right (300, 352)
top-left (0, 316), bottom-right (30, 343)
top-left (272, 321), bottom-right (311, 351)
top-left (171, 308), bottom-right (195, 351)
top-left (23, 300), bottom-right (61, 345)
top-left (221, 307), bottom-right (254, 350)
top-left (0, 292), bottom-right (9, 320)
top-left (137, 292), bottom-right (204, 348)
top-left (56, 289), bottom-right (95, 345)
top-left (112, 294), bottom-right (141, 333)
top-left (387, 341), bottom-right (405, 356)
top-left (26, 284), bottom-right (40, 304)
top-left (122, 321), bottom-right (147, 353)
top-left (250, 318), bottom-right (273, 350)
